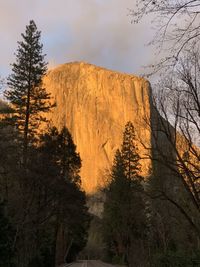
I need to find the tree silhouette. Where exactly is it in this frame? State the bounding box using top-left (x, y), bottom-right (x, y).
top-left (5, 20), bottom-right (53, 164)
top-left (103, 122), bottom-right (146, 266)
top-left (121, 121), bottom-right (141, 181)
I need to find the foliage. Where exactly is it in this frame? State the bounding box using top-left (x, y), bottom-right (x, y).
top-left (0, 201), bottom-right (15, 267)
top-left (151, 250), bottom-right (200, 267)
top-left (39, 127), bottom-right (81, 184)
top-left (102, 122), bottom-right (147, 266)
top-left (121, 121), bottom-right (141, 181)
top-left (4, 20), bottom-right (53, 163)
top-left (0, 120), bottom-right (90, 266)
top-left (37, 126), bottom-right (90, 264)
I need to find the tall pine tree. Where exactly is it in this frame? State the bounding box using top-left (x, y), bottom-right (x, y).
top-left (5, 20), bottom-right (53, 164)
top-left (121, 121), bottom-right (141, 181)
top-left (103, 122), bottom-right (147, 266)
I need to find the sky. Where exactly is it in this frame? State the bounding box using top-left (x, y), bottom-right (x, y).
top-left (0, 0), bottom-right (155, 79)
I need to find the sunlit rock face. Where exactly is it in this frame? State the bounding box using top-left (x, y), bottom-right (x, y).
top-left (43, 62), bottom-right (152, 193)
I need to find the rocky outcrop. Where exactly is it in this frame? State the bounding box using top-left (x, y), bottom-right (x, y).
top-left (43, 62), bottom-right (152, 193)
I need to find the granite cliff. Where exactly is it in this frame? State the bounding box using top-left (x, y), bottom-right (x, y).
top-left (43, 62), bottom-right (152, 193)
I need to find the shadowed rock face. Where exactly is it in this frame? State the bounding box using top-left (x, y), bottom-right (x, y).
top-left (43, 62), bottom-right (152, 193)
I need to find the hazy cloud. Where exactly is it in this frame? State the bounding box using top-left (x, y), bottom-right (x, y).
top-left (0, 0), bottom-right (155, 77)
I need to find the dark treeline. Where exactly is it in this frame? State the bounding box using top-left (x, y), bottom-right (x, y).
top-left (100, 121), bottom-right (200, 267)
top-left (0, 21), bottom-right (90, 267)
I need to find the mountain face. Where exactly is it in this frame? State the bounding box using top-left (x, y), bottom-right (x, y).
top-left (43, 62), bottom-right (152, 194)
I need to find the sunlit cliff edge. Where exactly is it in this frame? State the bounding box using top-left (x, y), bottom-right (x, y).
top-left (43, 61), bottom-right (152, 194)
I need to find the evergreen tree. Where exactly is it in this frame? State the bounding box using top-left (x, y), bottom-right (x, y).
top-left (37, 126), bottom-right (89, 265)
top-left (39, 126), bottom-right (81, 184)
top-left (121, 121), bottom-right (141, 181)
top-left (4, 126), bottom-right (90, 266)
top-left (103, 150), bottom-right (131, 263)
top-left (102, 122), bottom-right (147, 266)
top-left (5, 20), bottom-right (53, 163)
